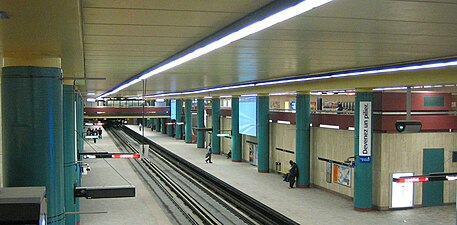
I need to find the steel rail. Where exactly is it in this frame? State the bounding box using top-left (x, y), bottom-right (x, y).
top-left (122, 126), bottom-right (299, 225)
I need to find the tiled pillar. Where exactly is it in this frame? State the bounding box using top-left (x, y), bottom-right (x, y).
top-left (185, 99), bottom-right (193, 143)
top-left (63, 85), bottom-right (77, 224)
top-left (257, 94), bottom-right (269, 172)
top-left (211, 96), bottom-right (220, 154)
top-left (2, 60), bottom-right (65, 224)
top-left (354, 89), bottom-right (373, 211)
top-left (296, 92), bottom-right (311, 188)
top-left (231, 96), bottom-right (241, 162)
top-left (175, 99), bottom-right (183, 139)
top-left (197, 98), bottom-right (205, 148)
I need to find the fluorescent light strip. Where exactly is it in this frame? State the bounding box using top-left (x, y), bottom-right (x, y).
top-left (320, 124), bottom-right (340, 129)
top-left (138, 0), bottom-right (333, 81)
top-left (277, 120), bottom-right (291, 124)
top-left (147, 83), bottom-right (255, 98)
top-left (256, 59), bottom-right (457, 87)
top-left (100, 0), bottom-right (334, 98)
top-left (373, 86), bottom-right (408, 91)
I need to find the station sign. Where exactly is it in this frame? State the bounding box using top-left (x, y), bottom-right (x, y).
top-left (358, 101), bottom-right (371, 163)
top-left (290, 101), bottom-right (296, 111)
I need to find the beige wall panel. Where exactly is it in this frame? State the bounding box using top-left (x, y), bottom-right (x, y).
top-left (221, 117), bottom-right (232, 155)
top-left (311, 128), bottom-right (354, 197)
top-left (270, 123), bottom-right (296, 172)
top-left (377, 132), bottom-right (457, 208)
top-left (243, 135), bottom-right (258, 163)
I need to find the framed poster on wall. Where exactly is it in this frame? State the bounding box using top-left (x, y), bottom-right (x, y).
top-left (333, 164), bottom-right (351, 187)
top-left (326, 161), bottom-right (332, 183)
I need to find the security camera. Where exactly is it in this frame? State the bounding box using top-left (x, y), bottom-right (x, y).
top-left (395, 120), bottom-right (422, 133)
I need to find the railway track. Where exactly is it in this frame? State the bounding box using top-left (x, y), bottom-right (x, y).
top-left (107, 125), bottom-right (299, 225)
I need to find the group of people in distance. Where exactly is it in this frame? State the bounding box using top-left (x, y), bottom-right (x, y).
top-left (86, 127), bottom-right (103, 143)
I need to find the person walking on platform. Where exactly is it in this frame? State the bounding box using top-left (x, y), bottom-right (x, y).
top-left (89, 128), bottom-right (97, 143)
top-left (288, 160), bottom-right (298, 189)
top-left (205, 145), bottom-right (213, 163)
top-left (139, 123), bottom-right (142, 131)
top-left (98, 127), bottom-right (102, 139)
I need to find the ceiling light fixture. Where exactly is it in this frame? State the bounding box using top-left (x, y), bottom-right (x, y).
top-left (149, 58), bottom-right (457, 98)
top-left (255, 58), bottom-right (457, 87)
top-left (99, 0), bottom-right (334, 98)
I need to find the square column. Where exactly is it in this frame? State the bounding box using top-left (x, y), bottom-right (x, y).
top-left (185, 99), bottom-right (193, 143)
top-left (175, 99), bottom-right (183, 139)
top-left (63, 85), bottom-right (77, 224)
top-left (354, 89), bottom-right (374, 211)
top-left (2, 66), bottom-right (65, 224)
top-left (211, 96), bottom-right (221, 154)
top-left (257, 94), bottom-right (270, 172)
top-left (197, 98), bottom-right (205, 148)
top-left (231, 96), bottom-right (242, 162)
top-left (296, 92), bottom-right (311, 188)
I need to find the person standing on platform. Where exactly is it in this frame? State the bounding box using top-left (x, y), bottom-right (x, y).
top-left (89, 128), bottom-right (96, 143)
top-left (205, 145), bottom-right (213, 163)
top-left (98, 127), bottom-right (102, 139)
top-left (288, 160), bottom-right (298, 189)
top-left (139, 123), bottom-right (142, 131)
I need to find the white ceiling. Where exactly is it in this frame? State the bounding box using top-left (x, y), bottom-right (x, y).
top-left (1, 0), bottom-right (457, 98)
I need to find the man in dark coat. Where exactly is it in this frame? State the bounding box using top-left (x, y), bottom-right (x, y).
top-left (288, 160), bottom-right (298, 188)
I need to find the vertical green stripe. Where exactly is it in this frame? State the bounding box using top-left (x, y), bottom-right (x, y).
top-left (197, 99), bottom-right (205, 148)
top-left (211, 97), bottom-right (220, 153)
top-left (354, 91), bottom-right (373, 210)
top-left (257, 95), bottom-right (269, 172)
top-left (185, 99), bottom-right (193, 143)
top-left (63, 85), bottom-right (76, 225)
top-left (231, 97), bottom-right (241, 162)
top-left (2, 66), bottom-right (65, 224)
top-left (175, 99), bottom-right (183, 139)
top-left (296, 93), bottom-right (310, 187)
top-left (75, 93), bottom-right (83, 224)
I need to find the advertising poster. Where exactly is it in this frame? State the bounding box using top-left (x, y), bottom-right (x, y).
top-left (326, 161), bottom-right (332, 183)
top-left (333, 164), bottom-right (351, 187)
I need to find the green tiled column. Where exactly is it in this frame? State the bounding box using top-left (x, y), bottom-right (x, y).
top-left (75, 92), bottom-right (84, 225)
top-left (165, 100), bottom-right (173, 136)
top-left (2, 66), bottom-right (65, 224)
top-left (296, 92), bottom-right (311, 188)
top-left (151, 100), bottom-right (156, 131)
top-left (354, 90), bottom-right (373, 211)
top-left (211, 97), bottom-right (220, 154)
top-left (257, 94), bottom-right (269, 173)
top-left (197, 98), bottom-right (205, 148)
top-left (155, 117), bottom-right (161, 132)
top-left (63, 85), bottom-right (77, 224)
top-left (175, 99), bottom-right (183, 140)
top-left (185, 99), bottom-right (193, 143)
top-left (231, 96), bottom-right (241, 162)
top-left (161, 118), bottom-right (167, 134)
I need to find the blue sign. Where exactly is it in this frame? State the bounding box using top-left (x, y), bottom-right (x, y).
top-left (359, 156), bottom-right (371, 163)
top-left (290, 101), bottom-right (296, 111)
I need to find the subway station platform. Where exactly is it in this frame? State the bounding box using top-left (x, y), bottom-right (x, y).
top-left (81, 125), bottom-right (455, 224)
top-left (79, 126), bottom-right (174, 225)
